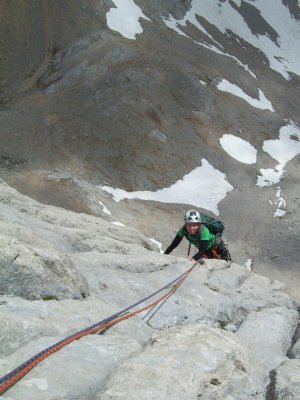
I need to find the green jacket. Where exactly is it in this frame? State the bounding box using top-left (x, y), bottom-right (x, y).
top-left (178, 224), bottom-right (215, 250)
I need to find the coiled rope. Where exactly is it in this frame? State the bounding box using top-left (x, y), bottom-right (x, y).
top-left (0, 263), bottom-right (197, 395)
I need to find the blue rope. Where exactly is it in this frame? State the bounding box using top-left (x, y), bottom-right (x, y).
top-left (0, 264), bottom-right (195, 385)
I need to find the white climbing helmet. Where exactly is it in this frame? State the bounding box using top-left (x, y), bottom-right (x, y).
top-left (184, 210), bottom-right (201, 224)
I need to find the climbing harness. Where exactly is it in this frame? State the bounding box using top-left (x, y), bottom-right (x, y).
top-left (0, 263), bottom-right (198, 395)
top-left (188, 239), bottom-right (232, 262)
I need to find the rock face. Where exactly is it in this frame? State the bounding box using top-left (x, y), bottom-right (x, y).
top-left (0, 0), bottom-right (299, 309)
top-left (99, 325), bottom-right (266, 400)
top-left (0, 181), bottom-right (299, 399)
top-left (268, 359), bottom-right (300, 400)
top-left (1, 2), bottom-right (299, 398)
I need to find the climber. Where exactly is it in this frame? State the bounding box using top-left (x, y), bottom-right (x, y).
top-left (164, 210), bottom-right (221, 265)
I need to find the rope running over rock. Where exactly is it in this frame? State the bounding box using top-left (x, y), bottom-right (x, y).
top-left (0, 263), bottom-right (197, 395)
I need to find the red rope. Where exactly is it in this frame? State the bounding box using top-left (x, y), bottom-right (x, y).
top-left (0, 265), bottom-right (195, 395)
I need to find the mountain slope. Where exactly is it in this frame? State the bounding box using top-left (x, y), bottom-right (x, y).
top-left (0, 0), bottom-right (299, 299)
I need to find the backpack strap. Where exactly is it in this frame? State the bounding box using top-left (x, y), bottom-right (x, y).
top-left (198, 224), bottom-right (204, 238)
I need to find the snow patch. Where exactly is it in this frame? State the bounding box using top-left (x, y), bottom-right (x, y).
top-left (99, 201), bottom-right (112, 215)
top-left (245, 259), bottom-right (252, 270)
top-left (273, 187), bottom-right (286, 218)
top-left (219, 134), bottom-right (257, 164)
top-left (163, 5), bottom-right (257, 78)
top-left (217, 79), bottom-right (274, 112)
top-left (106, 0), bottom-right (150, 40)
top-left (257, 121), bottom-right (300, 186)
top-left (99, 158), bottom-right (233, 215)
top-left (163, 0), bottom-right (300, 79)
top-left (111, 221), bottom-right (126, 227)
top-left (150, 238), bottom-right (164, 254)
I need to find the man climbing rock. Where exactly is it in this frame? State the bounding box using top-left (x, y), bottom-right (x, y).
top-left (164, 210), bottom-right (227, 264)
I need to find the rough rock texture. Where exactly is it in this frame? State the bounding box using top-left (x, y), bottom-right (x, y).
top-left (98, 325), bottom-right (266, 400)
top-left (237, 307), bottom-right (298, 371)
top-left (268, 359), bottom-right (300, 400)
top-left (0, 1), bottom-right (299, 304)
top-left (0, 179), bottom-right (157, 301)
top-left (1, 2), bottom-right (299, 397)
top-left (289, 338), bottom-right (300, 360)
top-left (0, 181), bottom-right (299, 399)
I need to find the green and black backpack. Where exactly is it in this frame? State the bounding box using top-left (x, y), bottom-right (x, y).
top-left (199, 213), bottom-right (225, 236)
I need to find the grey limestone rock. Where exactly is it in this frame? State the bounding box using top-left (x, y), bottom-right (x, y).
top-left (0, 181), bottom-right (299, 399)
top-left (268, 359), bottom-right (300, 400)
top-left (236, 307), bottom-right (298, 372)
top-left (98, 325), bottom-right (266, 400)
top-left (289, 338), bottom-right (300, 359)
